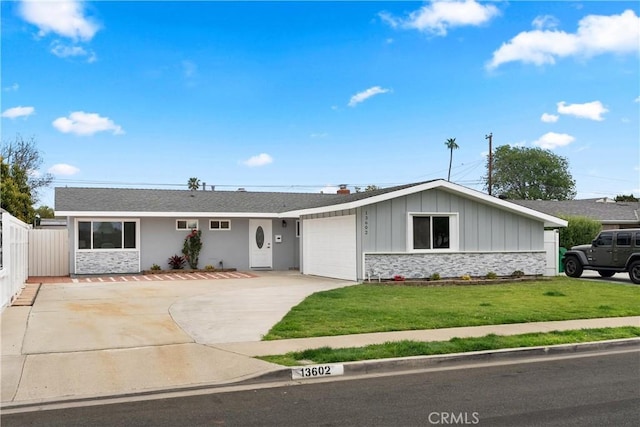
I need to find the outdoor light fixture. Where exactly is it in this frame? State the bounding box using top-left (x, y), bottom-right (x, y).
top-left (282, 220), bottom-right (287, 228)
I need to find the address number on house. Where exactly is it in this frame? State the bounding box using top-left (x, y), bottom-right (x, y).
top-left (291, 364), bottom-right (344, 380)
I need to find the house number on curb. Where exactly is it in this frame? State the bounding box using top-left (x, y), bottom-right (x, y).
top-left (291, 364), bottom-right (344, 380)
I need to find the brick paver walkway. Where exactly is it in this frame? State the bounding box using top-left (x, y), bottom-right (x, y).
top-left (27, 271), bottom-right (257, 284)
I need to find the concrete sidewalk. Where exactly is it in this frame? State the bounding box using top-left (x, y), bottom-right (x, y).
top-left (1, 272), bottom-right (639, 407)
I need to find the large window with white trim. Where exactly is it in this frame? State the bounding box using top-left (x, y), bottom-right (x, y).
top-left (78, 220), bottom-right (138, 250)
top-left (408, 213), bottom-right (457, 251)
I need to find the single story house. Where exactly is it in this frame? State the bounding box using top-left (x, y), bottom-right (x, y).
top-left (511, 198), bottom-right (640, 230)
top-left (55, 180), bottom-right (567, 281)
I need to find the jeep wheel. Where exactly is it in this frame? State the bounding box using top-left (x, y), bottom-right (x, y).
top-left (597, 270), bottom-right (616, 278)
top-left (629, 261), bottom-right (640, 284)
top-left (564, 256), bottom-right (583, 278)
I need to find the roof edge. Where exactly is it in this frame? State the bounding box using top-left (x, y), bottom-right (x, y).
top-left (284, 179), bottom-right (568, 228)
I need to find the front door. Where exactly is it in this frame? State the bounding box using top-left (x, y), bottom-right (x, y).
top-left (249, 219), bottom-right (272, 268)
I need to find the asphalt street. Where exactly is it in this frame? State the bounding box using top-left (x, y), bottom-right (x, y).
top-left (3, 348), bottom-right (638, 427)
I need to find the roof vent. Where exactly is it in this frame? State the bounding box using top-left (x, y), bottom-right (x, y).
top-left (337, 184), bottom-right (350, 195)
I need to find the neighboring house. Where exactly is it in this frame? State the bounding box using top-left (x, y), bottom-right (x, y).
top-left (55, 180), bottom-right (567, 281)
top-left (511, 198), bottom-right (640, 230)
top-left (34, 217), bottom-right (68, 229)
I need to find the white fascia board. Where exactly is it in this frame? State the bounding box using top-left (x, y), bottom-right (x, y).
top-left (283, 179), bottom-right (568, 228)
top-left (434, 181), bottom-right (569, 228)
top-left (55, 211), bottom-right (281, 218)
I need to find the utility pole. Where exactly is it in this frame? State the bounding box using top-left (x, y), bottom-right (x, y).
top-left (485, 132), bottom-right (493, 196)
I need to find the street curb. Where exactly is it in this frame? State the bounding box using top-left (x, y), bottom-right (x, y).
top-left (244, 337), bottom-right (640, 383)
top-left (2, 338), bottom-right (638, 412)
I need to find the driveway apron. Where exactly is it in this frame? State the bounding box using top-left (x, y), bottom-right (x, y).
top-left (1, 272), bottom-right (355, 403)
top-left (170, 272), bottom-right (355, 343)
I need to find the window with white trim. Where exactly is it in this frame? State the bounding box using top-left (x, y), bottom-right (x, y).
top-left (209, 219), bottom-right (231, 230)
top-left (408, 214), bottom-right (457, 251)
top-left (176, 219), bottom-right (198, 230)
top-left (78, 220), bottom-right (138, 250)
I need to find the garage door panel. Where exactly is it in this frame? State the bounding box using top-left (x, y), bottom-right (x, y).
top-left (303, 215), bottom-right (356, 281)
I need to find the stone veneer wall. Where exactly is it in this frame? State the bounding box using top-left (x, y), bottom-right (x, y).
top-left (75, 251), bottom-right (140, 275)
top-left (364, 252), bottom-right (546, 279)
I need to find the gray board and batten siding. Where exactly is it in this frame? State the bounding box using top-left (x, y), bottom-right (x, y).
top-left (356, 188), bottom-right (545, 280)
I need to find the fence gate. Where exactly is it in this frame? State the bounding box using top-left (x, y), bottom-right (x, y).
top-left (29, 229), bottom-right (69, 276)
top-left (543, 229), bottom-right (560, 277)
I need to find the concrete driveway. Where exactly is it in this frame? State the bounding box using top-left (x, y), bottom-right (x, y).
top-left (1, 271), bottom-right (354, 403)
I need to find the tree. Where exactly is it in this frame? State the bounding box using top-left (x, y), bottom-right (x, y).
top-left (355, 185), bottom-right (381, 193)
top-left (1, 159), bottom-right (34, 223)
top-left (444, 138), bottom-right (459, 181)
top-left (35, 205), bottom-right (55, 218)
top-left (485, 145), bottom-right (576, 200)
top-left (558, 215), bottom-right (601, 249)
top-left (615, 194), bottom-right (638, 202)
top-left (187, 177), bottom-right (200, 191)
top-left (1, 135), bottom-right (53, 204)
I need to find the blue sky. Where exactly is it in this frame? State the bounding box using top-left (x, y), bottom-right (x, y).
top-left (2, 0), bottom-right (639, 208)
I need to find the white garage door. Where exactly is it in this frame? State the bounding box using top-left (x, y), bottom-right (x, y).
top-left (303, 215), bottom-right (357, 281)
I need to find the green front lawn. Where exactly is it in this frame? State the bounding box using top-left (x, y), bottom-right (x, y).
top-left (261, 327), bottom-right (640, 366)
top-left (264, 278), bottom-right (640, 340)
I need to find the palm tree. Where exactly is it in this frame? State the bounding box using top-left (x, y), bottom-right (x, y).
top-left (187, 177), bottom-right (200, 191)
top-left (444, 138), bottom-right (459, 181)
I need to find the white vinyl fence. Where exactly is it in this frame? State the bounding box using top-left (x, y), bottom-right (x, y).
top-left (1, 211), bottom-right (30, 310)
top-left (544, 229), bottom-right (560, 276)
top-left (29, 229), bottom-right (69, 276)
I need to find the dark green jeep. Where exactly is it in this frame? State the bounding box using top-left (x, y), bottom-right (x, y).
top-left (562, 229), bottom-right (640, 284)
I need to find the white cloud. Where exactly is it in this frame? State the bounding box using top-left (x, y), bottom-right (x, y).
top-left (635, 96), bottom-right (640, 103)
top-left (182, 60), bottom-right (197, 78)
top-left (52, 111), bottom-right (124, 136)
top-left (18, 0), bottom-right (99, 41)
top-left (51, 42), bottom-right (96, 62)
top-left (48, 163), bottom-right (80, 175)
top-left (242, 153), bottom-right (273, 167)
top-left (1, 106), bottom-right (35, 119)
top-left (3, 83), bottom-right (19, 92)
top-left (541, 113), bottom-right (559, 123)
top-left (348, 86), bottom-right (390, 107)
top-left (557, 100), bottom-right (608, 121)
top-left (487, 9), bottom-right (640, 69)
top-left (380, 0), bottom-right (500, 36)
top-left (310, 133), bottom-right (328, 138)
top-left (532, 15), bottom-right (559, 30)
top-left (532, 132), bottom-right (575, 150)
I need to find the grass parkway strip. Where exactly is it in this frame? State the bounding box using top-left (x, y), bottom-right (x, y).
top-left (260, 327), bottom-right (640, 366)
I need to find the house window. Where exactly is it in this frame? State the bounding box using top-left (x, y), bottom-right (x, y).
top-left (408, 213), bottom-right (457, 251)
top-left (77, 220), bottom-right (137, 250)
top-left (210, 219), bottom-right (231, 230)
top-left (177, 219), bottom-right (198, 230)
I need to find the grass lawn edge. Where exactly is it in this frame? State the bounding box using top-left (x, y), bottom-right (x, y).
top-left (259, 327), bottom-right (640, 366)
